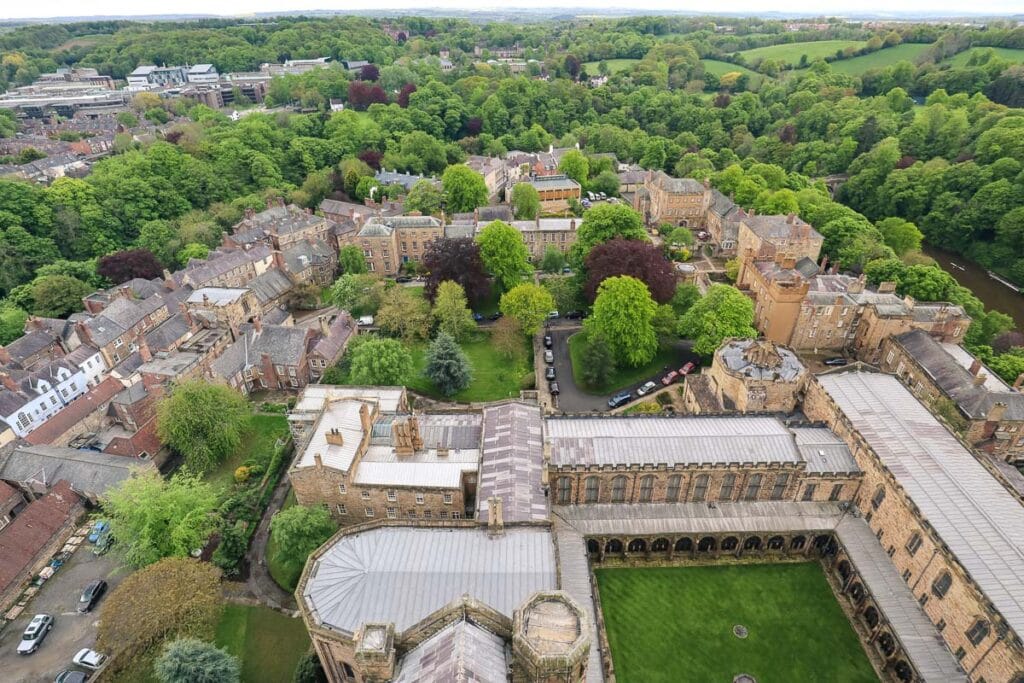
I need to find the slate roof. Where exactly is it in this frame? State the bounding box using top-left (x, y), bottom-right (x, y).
top-left (247, 268), bottom-right (293, 304)
top-left (650, 171), bottom-right (705, 194)
top-left (24, 377), bottom-right (124, 445)
top-left (0, 445), bottom-right (154, 498)
top-left (144, 314), bottom-right (192, 352)
top-left (3, 330), bottom-right (58, 367)
top-left (0, 480), bottom-right (81, 596)
top-left (742, 214), bottom-right (821, 241)
top-left (477, 402), bottom-right (549, 524)
top-left (283, 240), bottom-right (335, 274)
top-left (319, 198), bottom-right (368, 219)
top-left (310, 313), bottom-right (356, 362)
top-left (393, 619), bottom-right (508, 683)
top-left (212, 325), bottom-right (311, 379)
top-left (174, 244), bottom-right (272, 288)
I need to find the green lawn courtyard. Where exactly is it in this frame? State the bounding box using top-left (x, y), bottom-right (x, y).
top-left (215, 604), bottom-right (311, 683)
top-left (203, 413), bottom-right (290, 490)
top-left (568, 330), bottom-right (682, 395)
top-left (595, 563), bottom-right (877, 683)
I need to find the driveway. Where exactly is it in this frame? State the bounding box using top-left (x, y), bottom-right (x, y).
top-left (0, 544), bottom-right (128, 683)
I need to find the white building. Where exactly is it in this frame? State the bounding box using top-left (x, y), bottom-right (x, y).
top-left (186, 64), bottom-right (220, 84)
top-left (0, 361), bottom-right (90, 437)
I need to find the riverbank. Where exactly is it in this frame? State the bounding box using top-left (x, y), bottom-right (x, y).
top-left (921, 245), bottom-right (1024, 331)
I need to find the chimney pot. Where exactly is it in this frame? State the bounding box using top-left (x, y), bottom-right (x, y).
top-left (253, 316), bottom-right (262, 333)
top-left (1013, 373), bottom-right (1024, 390)
top-left (969, 358), bottom-right (982, 376)
top-left (314, 452), bottom-right (323, 469)
top-left (973, 372), bottom-right (988, 387)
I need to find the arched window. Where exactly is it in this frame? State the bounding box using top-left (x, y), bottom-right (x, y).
top-left (584, 476), bottom-right (599, 503)
top-left (744, 474), bottom-right (762, 500)
top-left (665, 474), bottom-right (682, 502)
top-left (556, 476), bottom-right (571, 504)
top-left (894, 661), bottom-right (913, 683)
top-left (791, 535), bottom-right (806, 550)
top-left (966, 619), bottom-right (990, 646)
top-left (697, 536), bottom-right (716, 552)
top-left (767, 535), bottom-right (785, 550)
top-left (770, 473), bottom-right (789, 500)
top-left (838, 560), bottom-right (852, 581)
top-left (675, 537), bottom-right (693, 552)
top-left (722, 536), bottom-right (738, 551)
top-left (638, 475), bottom-right (654, 503)
top-left (628, 538), bottom-right (647, 553)
top-left (652, 538), bottom-right (670, 552)
top-left (720, 473), bottom-right (736, 500)
top-left (864, 606), bottom-right (879, 629)
top-left (905, 531), bottom-right (922, 556)
top-left (605, 538), bottom-right (623, 554)
top-left (743, 536), bottom-right (762, 551)
top-left (611, 476), bottom-right (627, 503)
top-left (586, 539), bottom-right (599, 555)
top-left (931, 571), bottom-right (952, 599)
top-left (692, 474), bottom-right (709, 501)
top-left (850, 583), bottom-right (865, 604)
top-left (343, 662), bottom-right (356, 678)
top-left (871, 485), bottom-right (886, 510)
top-left (878, 633), bottom-right (896, 657)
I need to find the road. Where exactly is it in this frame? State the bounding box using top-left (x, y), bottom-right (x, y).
top-left (0, 544), bottom-right (127, 683)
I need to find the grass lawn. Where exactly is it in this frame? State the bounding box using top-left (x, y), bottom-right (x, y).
top-left (596, 564), bottom-right (877, 683)
top-left (267, 490), bottom-right (303, 592)
top-left (567, 330), bottom-right (681, 395)
top-left (216, 604), bottom-right (311, 683)
top-left (701, 59), bottom-right (766, 88)
top-left (582, 58), bottom-right (640, 74)
top-left (405, 330), bottom-right (533, 402)
top-left (740, 40), bottom-right (865, 66)
top-left (826, 43), bottom-right (931, 75)
top-left (204, 413), bottom-right (290, 490)
top-left (946, 46), bottom-right (1024, 66)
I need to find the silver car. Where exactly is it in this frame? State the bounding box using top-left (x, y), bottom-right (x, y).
top-left (17, 614), bottom-right (54, 655)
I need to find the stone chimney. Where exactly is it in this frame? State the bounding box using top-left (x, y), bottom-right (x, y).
top-left (877, 281), bottom-right (897, 294)
top-left (1014, 373), bottom-right (1024, 391)
top-left (488, 495), bottom-right (504, 535)
top-left (178, 302), bottom-right (195, 330)
top-left (245, 207), bottom-right (255, 220)
top-left (987, 401), bottom-right (1007, 423)
top-left (819, 255), bottom-right (829, 272)
top-left (314, 452), bottom-right (323, 470)
top-left (319, 315), bottom-right (331, 337)
top-left (202, 292), bottom-right (210, 305)
top-left (473, 207), bottom-right (479, 224)
top-left (969, 358), bottom-right (982, 376)
top-left (903, 295), bottom-right (915, 310)
top-left (0, 345), bottom-right (10, 365)
top-left (847, 274), bottom-right (865, 295)
top-left (253, 316), bottom-right (262, 333)
top-left (781, 255), bottom-right (797, 270)
top-left (354, 623), bottom-right (396, 682)
top-left (0, 371), bottom-right (19, 392)
top-left (359, 402), bottom-right (373, 434)
top-left (138, 337), bottom-right (152, 363)
top-left (74, 320), bottom-right (93, 346)
top-left (266, 197), bottom-right (274, 210)
top-left (325, 427), bottom-right (344, 447)
top-left (973, 372), bottom-right (988, 387)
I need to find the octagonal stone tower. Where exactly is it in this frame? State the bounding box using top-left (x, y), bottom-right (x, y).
top-left (512, 590), bottom-right (590, 683)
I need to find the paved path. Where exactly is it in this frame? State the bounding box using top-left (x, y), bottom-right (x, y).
top-left (245, 471), bottom-right (298, 614)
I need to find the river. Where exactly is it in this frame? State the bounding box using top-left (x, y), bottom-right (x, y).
top-left (921, 245), bottom-right (1024, 331)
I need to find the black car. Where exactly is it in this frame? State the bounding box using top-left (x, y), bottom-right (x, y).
top-left (607, 391), bottom-right (632, 409)
top-left (548, 381), bottom-right (560, 395)
top-left (563, 310), bottom-right (581, 320)
top-left (394, 275), bottom-right (413, 283)
top-left (545, 367), bottom-right (556, 381)
top-left (488, 312), bottom-right (503, 321)
top-left (823, 357), bottom-right (849, 367)
top-left (77, 579), bottom-right (107, 613)
top-left (543, 335), bottom-right (552, 348)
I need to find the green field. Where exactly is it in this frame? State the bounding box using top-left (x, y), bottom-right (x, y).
top-left (204, 413), bottom-right (290, 490)
top-left (596, 564), bottom-right (877, 683)
top-left (740, 40), bottom-right (865, 66)
top-left (568, 330), bottom-right (682, 395)
top-left (701, 59), bottom-right (766, 87)
top-left (826, 43), bottom-right (931, 75)
top-left (946, 46), bottom-right (1024, 66)
top-left (582, 58), bottom-right (640, 75)
top-left (215, 604), bottom-right (311, 683)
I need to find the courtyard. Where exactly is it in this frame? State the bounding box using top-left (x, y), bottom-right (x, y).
top-left (595, 563), bottom-right (878, 683)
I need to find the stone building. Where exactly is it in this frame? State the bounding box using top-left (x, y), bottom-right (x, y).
top-left (184, 288), bottom-right (259, 335)
top-left (227, 199), bottom-right (334, 251)
top-left (735, 213), bottom-right (823, 270)
top-left (683, 338), bottom-right (807, 414)
top-left (879, 329), bottom-right (1024, 463)
top-left (338, 215), bottom-right (444, 275)
top-left (632, 172), bottom-right (710, 227)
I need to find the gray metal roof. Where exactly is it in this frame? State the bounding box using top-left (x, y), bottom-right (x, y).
top-left (303, 527), bottom-right (556, 634)
top-left (392, 619), bottom-right (508, 683)
top-left (529, 174), bottom-right (580, 192)
top-left (789, 426), bottom-right (860, 474)
top-left (551, 517), bottom-right (605, 683)
top-left (819, 371), bottom-right (1024, 637)
top-left (477, 402), bottom-right (549, 524)
top-left (0, 445), bottom-right (154, 498)
top-left (835, 516), bottom-right (966, 682)
top-left (718, 338), bottom-right (805, 381)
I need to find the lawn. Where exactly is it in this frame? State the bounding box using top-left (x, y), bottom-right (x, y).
top-left (405, 330), bottom-right (533, 402)
top-left (826, 43), bottom-right (931, 75)
top-left (946, 46), bottom-right (1024, 66)
top-left (567, 330), bottom-right (682, 395)
top-left (582, 58), bottom-right (641, 74)
top-left (215, 604), bottom-right (311, 683)
top-left (701, 59), bottom-right (766, 87)
top-left (204, 413), bottom-right (290, 490)
top-left (740, 40), bottom-right (865, 66)
top-left (596, 564), bottom-right (877, 683)
top-left (267, 489), bottom-right (303, 592)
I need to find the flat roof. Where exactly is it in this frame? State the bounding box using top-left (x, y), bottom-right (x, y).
top-left (292, 385), bottom-right (406, 414)
top-left (187, 287), bottom-right (249, 306)
top-left (352, 461), bottom-right (475, 489)
top-left (295, 399), bottom-right (368, 471)
top-left (302, 526), bottom-right (556, 634)
top-left (819, 371), bottom-right (1024, 637)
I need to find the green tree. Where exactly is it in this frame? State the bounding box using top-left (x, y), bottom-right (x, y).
top-left (432, 280), bottom-right (476, 341)
top-left (101, 472), bottom-right (219, 568)
top-left (540, 247), bottom-right (567, 274)
top-left (584, 275), bottom-right (658, 367)
top-left (491, 316), bottom-right (526, 363)
top-left (327, 273), bottom-right (385, 314)
top-left (404, 179), bottom-right (444, 215)
top-left (589, 171), bottom-right (620, 198)
top-left (177, 243), bottom-right (209, 266)
top-left (348, 337), bottom-right (414, 385)
top-left (558, 150), bottom-right (589, 184)
top-left (670, 283), bottom-right (701, 316)
top-left (293, 652), bottom-right (327, 683)
top-left (29, 274), bottom-right (91, 318)
top-left (500, 283), bottom-right (555, 335)
top-left (510, 182), bottom-right (540, 220)
top-left (138, 219), bottom-right (182, 267)
top-left (441, 164), bottom-right (488, 213)
top-left (666, 227), bottom-right (694, 247)
top-left (476, 221), bottom-right (531, 291)
top-left (570, 204), bottom-right (646, 268)
top-left (579, 332), bottom-right (616, 389)
top-left (542, 275), bottom-right (582, 314)
top-left (155, 638), bottom-right (240, 683)
top-left (677, 284), bottom-right (757, 355)
top-left (876, 217), bottom-right (923, 257)
top-left (423, 331), bottom-right (473, 396)
top-left (0, 301), bottom-right (27, 345)
top-left (270, 504), bottom-right (338, 563)
top-left (338, 245), bottom-right (368, 274)
top-left (156, 381), bottom-right (251, 475)
top-left (375, 286), bottom-right (431, 341)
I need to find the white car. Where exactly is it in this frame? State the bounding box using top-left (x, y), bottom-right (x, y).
top-left (73, 648), bottom-right (108, 670)
top-left (357, 315), bottom-right (374, 327)
top-left (636, 381), bottom-right (658, 396)
top-left (16, 614), bottom-right (53, 654)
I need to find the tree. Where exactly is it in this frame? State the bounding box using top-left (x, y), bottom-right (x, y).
top-left (540, 247), bottom-right (567, 274)
top-left (441, 164), bottom-right (488, 213)
top-left (876, 217), bottom-right (923, 257)
top-left (30, 275), bottom-right (91, 318)
top-left (570, 204), bottom-right (647, 268)
top-left (558, 150), bottom-right (589, 184)
top-left (97, 558), bottom-right (222, 664)
top-left (670, 283), bottom-right (701, 316)
top-left (579, 332), bottom-right (616, 389)
top-left (500, 283), bottom-right (555, 335)
top-left (0, 301), bottom-right (27, 345)
top-left (270, 504), bottom-right (337, 563)
top-left (375, 287), bottom-right (431, 341)
top-left (421, 237), bottom-right (491, 306)
top-left (589, 170), bottom-right (620, 198)
top-left (542, 275), bottom-right (582, 314)
top-left (405, 179), bottom-right (444, 215)
top-left (424, 331), bottom-right (473, 396)
top-left (328, 273), bottom-right (385, 314)
top-left (360, 64), bottom-right (380, 82)
top-left (432, 280), bottom-right (476, 341)
top-left (177, 243), bottom-right (209, 266)
top-left (584, 238), bottom-right (675, 304)
top-left (338, 245), bottom-right (368, 274)
top-left (293, 652), bottom-right (328, 683)
top-left (491, 316), bottom-right (526, 363)
top-left (677, 284), bottom-right (757, 355)
top-left (476, 221), bottom-right (531, 291)
top-left (156, 639), bottom-right (240, 683)
top-left (510, 183), bottom-right (540, 220)
top-left (348, 337), bottom-right (414, 385)
top-left (156, 381), bottom-right (251, 475)
top-left (584, 276), bottom-right (658, 367)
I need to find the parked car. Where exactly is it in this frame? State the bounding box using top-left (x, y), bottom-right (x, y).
top-left (543, 334), bottom-right (552, 348)
top-left (77, 579), bottom-right (107, 613)
top-left (72, 648), bottom-right (108, 670)
top-left (607, 391), bottom-right (632, 409)
top-left (824, 357), bottom-right (848, 366)
top-left (357, 315), bottom-right (374, 327)
top-left (563, 310), bottom-right (581, 319)
top-left (547, 310), bottom-right (559, 319)
top-left (636, 381), bottom-right (658, 396)
top-left (548, 381), bottom-right (560, 395)
top-left (544, 350), bottom-right (554, 364)
top-left (680, 362), bottom-right (696, 375)
top-left (87, 521), bottom-right (108, 543)
top-left (394, 275), bottom-right (413, 283)
top-left (17, 614), bottom-right (54, 654)
top-left (581, 199), bottom-right (592, 208)
top-left (472, 312), bottom-right (485, 322)
top-left (488, 312), bottom-right (503, 321)
top-left (54, 671), bottom-right (87, 683)
top-left (661, 370), bottom-right (679, 386)
top-left (545, 367), bottom-right (556, 381)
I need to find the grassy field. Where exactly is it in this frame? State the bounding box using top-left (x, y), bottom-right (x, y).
top-left (204, 413), bottom-right (290, 490)
top-left (582, 58), bottom-right (641, 75)
top-left (405, 330), bottom-right (533, 402)
top-left (596, 564), bottom-right (877, 683)
top-left (568, 330), bottom-right (682, 395)
top-left (740, 40), bottom-right (865, 66)
top-left (267, 490), bottom-right (304, 592)
top-left (826, 43), bottom-right (931, 75)
top-left (215, 604), bottom-right (311, 683)
top-left (701, 59), bottom-right (766, 87)
top-left (946, 46), bottom-right (1024, 66)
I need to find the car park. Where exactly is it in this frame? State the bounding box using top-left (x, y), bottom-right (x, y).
top-left (680, 362), bottom-right (696, 375)
top-left (72, 648), bottom-right (108, 670)
top-left (86, 521), bottom-right (108, 543)
top-left (607, 391), bottom-right (632, 409)
top-left (543, 335), bottom-right (552, 348)
top-left (661, 370), bottom-right (679, 385)
top-left (544, 350), bottom-right (554, 364)
top-left (824, 357), bottom-right (848, 366)
top-left (636, 381), bottom-right (658, 396)
top-left (77, 579), bottom-right (107, 613)
top-left (17, 614), bottom-right (54, 654)
top-left (545, 367), bottom-right (555, 381)
top-left (54, 671), bottom-right (87, 683)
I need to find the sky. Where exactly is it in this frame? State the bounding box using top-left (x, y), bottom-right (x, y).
top-left (2, 0), bottom-right (1021, 21)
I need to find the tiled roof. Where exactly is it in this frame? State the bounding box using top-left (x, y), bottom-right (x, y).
top-left (24, 377), bottom-right (123, 445)
top-left (0, 480), bottom-right (81, 595)
top-left (477, 402), bottom-right (549, 524)
top-left (0, 445), bottom-right (154, 498)
top-left (393, 619), bottom-right (508, 683)
top-left (247, 268), bottom-right (293, 304)
top-left (311, 313), bottom-right (356, 362)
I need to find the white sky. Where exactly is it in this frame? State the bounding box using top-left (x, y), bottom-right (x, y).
top-left (2, 1), bottom-right (1021, 21)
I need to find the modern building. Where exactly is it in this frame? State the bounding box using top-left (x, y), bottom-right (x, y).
top-left (186, 64), bottom-right (220, 84)
top-left (527, 174), bottom-right (582, 206)
top-left (126, 65), bottom-right (187, 89)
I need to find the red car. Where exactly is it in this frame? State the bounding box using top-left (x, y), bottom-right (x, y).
top-left (661, 370), bottom-right (679, 386)
top-left (680, 362), bottom-right (696, 375)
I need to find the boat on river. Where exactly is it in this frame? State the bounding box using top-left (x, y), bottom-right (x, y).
top-left (987, 270), bottom-right (1022, 293)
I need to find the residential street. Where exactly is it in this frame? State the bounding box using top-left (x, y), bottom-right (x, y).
top-left (0, 544), bottom-right (127, 683)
